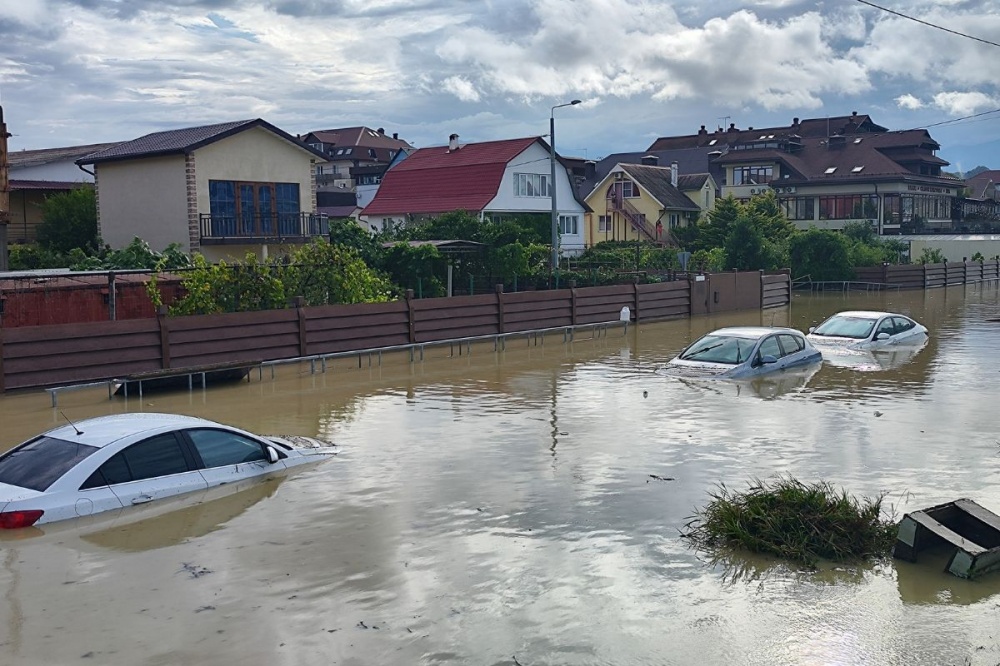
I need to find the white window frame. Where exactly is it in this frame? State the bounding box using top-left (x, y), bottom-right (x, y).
top-left (558, 215), bottom-right (579, 235)
top-left (513, 173), bottom-right (551, 198)
top-left (598, 215), bottom-right (611, 232)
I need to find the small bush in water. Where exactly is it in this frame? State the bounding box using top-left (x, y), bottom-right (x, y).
top-left (683, 476), bottom-right (897, 566)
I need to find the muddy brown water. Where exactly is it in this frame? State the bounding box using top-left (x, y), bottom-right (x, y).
top-left (1, 285), bottom-right (999, 665)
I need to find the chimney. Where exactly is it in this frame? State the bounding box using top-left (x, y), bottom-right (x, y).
top-left (448, 133), bottom-right (459, 151)
top-left (392, 132), bottom-right (398, 140)
top-left (377, 127), bottom-right (385, 134)
top-left (641, 154), bottom-right (659, 166)
top-left (698, 125), bottom-right (707, 136)
top-left (584, 160), bottom-right (596, 180)
top-left (748, 126), bottom-right (754, 131)
top-left (852, 111), bottom-right (858, 118)
top-left (670, 161), bottom-right (678, 188)
top-left (792, 117), bottom-right (800, 126)
top-left (727, 123), bottom-right (737, 133)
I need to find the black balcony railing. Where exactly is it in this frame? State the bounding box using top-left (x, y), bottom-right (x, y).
top-left (199, 212), bottom-right (329, 244)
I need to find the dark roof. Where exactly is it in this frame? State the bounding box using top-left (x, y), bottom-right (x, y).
top-left (577, 147), bottom-right (721, 199)
top-left (316, 190), bottom-right (357, 207)
top-left (618, 164), bottom-right (701, 211)
top-left (77, 119), bottom-right (327, 165)
top-left (965, 170), bottom-right (1000, 200)
top-left (362, 137), bottom-right (538, 216)
top-left (647, 112), bottom-right (888, 151)
top-left (300, 126), bottom-right (413, 152)
top-left (10, 179), bottom-right (88, 191)
top-left (317, 205), bottom-right (358, 218)
top-left (9, 143), bottom-right (120, 169)
top-left (676, 173), bottom-right (710, 191)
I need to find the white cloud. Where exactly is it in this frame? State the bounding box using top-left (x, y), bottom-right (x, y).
top-left (895, 94), bottom-right (924, 110)
top-left (441, 76), bottom-right (481, 103)
top-left (931, 91), bottom-right (1000, 116)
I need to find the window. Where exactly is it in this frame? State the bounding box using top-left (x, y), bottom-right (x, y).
top-left (186, 429), bottom-right (267, 467)
top-left (851, 166), bottom-right (865, 173)
top-left (368, 148), bottom-right (376, 158)
top-left (892, 317), bottom-right (916, 333)
top-left (0, 437), bottom-right (98, 492)
top-left (824, 167), bottom-right (837, 174)
top-left (598, 215), bottom-right (611, 232)
top-left (622, 181), bottom-right (639, 198)
top-left (875, 318), bottom-right (895, 338)
top-left (669, 213), bottom-right (680, 229)
top-left (208, 180), bottom-right (301, 236)
top-left (778, 334), bottom-right (804, 355)
top-left (82, 433), bottom-right (191, 488)
top-left (513, 173), bottom-right (550, 198)
top-left (757, 336), bottom-right (782, 360)
top-left (782, 197), bottom-right (815, 221)
top-left (558, 215), bottom-right (579, 235)
top-left (732, 166), bottom-right (773, 185)
top-left (818, 194), bottom-right (878, 220)
top-left (883, 193), bottom-right (951, 225)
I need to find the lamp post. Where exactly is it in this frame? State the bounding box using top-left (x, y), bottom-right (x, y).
top-left (550, 99), bottom-right (581, 272)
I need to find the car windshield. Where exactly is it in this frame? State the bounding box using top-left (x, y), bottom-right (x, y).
top-left (0, 436), bottom-right (99, 492)
top-left (678, 335), bottom-right (757, 365)
top-left (812, 316), bottom-right (876, 339)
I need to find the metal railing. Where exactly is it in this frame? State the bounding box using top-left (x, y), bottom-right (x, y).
top-left (199, 212), bottom-right (329, 243)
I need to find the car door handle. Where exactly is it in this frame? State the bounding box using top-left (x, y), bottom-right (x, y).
top-left (131, 495), bottom-right (154, 505)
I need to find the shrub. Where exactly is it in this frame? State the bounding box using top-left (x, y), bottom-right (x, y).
top-left (37, 187), bottom-right (99, 254)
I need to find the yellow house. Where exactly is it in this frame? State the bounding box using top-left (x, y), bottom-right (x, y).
top-left (584, 163), bottom-right (703, 247)
top-left (77, 119), bottom-right (329, 262)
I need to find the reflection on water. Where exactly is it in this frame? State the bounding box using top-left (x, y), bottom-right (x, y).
top-left (0, 284), bottom-right (999, 664)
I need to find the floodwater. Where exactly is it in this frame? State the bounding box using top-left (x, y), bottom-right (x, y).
top-left (1, 284), bottom-right (1000, 665)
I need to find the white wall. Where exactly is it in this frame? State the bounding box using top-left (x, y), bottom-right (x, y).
top-left (12, 160), bottom-right (94, 183)
top-left (95, 155), bottom-right (188, 250)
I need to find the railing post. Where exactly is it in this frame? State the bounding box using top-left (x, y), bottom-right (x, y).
top-left (495, 284), bottom-right (505, 334)
top-left (923, 262), bottom-right (929, 289)
top-left (633, 281), bottom-right (641, 323)
top-left (406, 289), bottom-right (416, 344)
top-left (295, 296), bottom-right (308, 356)
top-left (570, 281), bottom-right (578, 326)
top-left (157, 305), bottom-right (171, 369)
top-left (108, 271), bottom-right (117, 321)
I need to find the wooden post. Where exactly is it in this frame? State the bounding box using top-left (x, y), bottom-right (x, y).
top-left (923, 262), bottom-right (929, 289)
top-left (107, 271), bottom-right (117, 321)
top-left (157, 305), bottom-right (171, 369)
top-left (633, 281), bottom-right (640, 323)
top-left (0, 105), bottom-right (10, 273)
top-left (295, 296), bottom-right (307, 356)
top-left (570, 283), bottom-right (578, 326)
top-left (405, 289), bottom-right (416, 343)
top-left (495, 284), bottom-right (505, 334)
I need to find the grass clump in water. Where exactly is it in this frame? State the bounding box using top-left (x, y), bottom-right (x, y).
top-left (683, 476), bottom-right (898, 566)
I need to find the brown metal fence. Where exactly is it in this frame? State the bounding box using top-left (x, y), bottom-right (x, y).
top-left (853, 260), bottom-right (1000, 289)
top-left (0, 270), bottom-right (790, 392)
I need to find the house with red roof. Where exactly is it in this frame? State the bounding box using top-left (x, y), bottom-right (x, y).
top-left (361, 134), bottom-right (589, 256)
top-left (77, 119), bottom-right (328, 261)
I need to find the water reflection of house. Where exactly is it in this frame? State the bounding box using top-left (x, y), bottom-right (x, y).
top-left (8, 142), bottom-right (118, 243)
top-left (77, 119), bottom-right (329, 262)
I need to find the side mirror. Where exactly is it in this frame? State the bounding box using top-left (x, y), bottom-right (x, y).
top-left (760, 355), bottom-right (778, 365)
top-left (265, 446), bottom-right (279, 464)
top-left (875, 332), bottom-right (891, 341)
top-left (808, 326), bottom-right (816, 334)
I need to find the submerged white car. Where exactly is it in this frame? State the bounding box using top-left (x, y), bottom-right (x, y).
top-left (806, 311), bottom-right (928, 350)
top-left (0, 413), bottom-right (337, 528)
top-left (664, 327), bottom-right (822, 379)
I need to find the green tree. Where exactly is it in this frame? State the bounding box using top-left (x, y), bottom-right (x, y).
top-left (381, 242), bottom-right (446, 296)
top-left (285, 239), bottom-right (395, 305)
top-left (723, 217), bottom-right (772, 270)
top-left (697, 195), bottom-right (741, 250)
top-left (37, 187), bottom-right (99, 254)
top-left (328, 218), bottom-right (383, 266)
top-left (789, 229), bottom-right (854, 281)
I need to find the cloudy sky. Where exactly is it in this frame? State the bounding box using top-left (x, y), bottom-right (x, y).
top-left (2, 0), bottom-right (999, 171)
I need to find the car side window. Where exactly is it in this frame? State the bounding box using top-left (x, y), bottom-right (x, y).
top-left (875, 318), bottom-right (895, 337)
top-left (186, 429), bottom-right (267, 468)
top-left (758, 336), bottom-right (783, 360)
top-left (777, 334), bottom-right (804, 355)
top-left (80, 433), bottom-right (189, 489)
top-left (893, 317), bottom-right (915, 333)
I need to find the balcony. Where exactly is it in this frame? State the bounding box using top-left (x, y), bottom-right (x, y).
top-left (199, 212), bottom-right (329, 245)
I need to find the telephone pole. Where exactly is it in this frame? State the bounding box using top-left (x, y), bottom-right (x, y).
top-left (0, 104), bottom-right (10, 272)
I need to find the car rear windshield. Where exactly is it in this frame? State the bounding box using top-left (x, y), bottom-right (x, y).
top-left (0, 436), bottom-right (99, 492)
top-left (812, 316), bottom-right (876, 339)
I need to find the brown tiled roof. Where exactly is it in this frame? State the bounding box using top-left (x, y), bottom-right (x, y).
top-left (618, 164), bottom-right (701, 211)
top-left (77, 119), bottom-right (327, 165)
top-left (647, 113), bottom-right (887, 151)
top-left (676, 173), bottom-right (710, 191)
top-left (965, 170), bottom-right (1000, 200)
top-left (9, 143), bottom-right (120, 169)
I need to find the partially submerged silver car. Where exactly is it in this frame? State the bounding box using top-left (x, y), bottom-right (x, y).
top-left (664, 327), bottom-right (822, 379)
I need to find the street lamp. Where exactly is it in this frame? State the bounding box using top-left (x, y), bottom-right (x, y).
top-left (550, 99), bottom-right (581, 272)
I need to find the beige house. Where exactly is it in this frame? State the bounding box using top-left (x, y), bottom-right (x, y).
top-left (584, 163), bottom-right (702, 247)
top-left (78, 119), bottom-right (328, 262)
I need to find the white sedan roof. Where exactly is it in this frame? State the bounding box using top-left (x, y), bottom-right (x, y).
top-left (42, 413), bottom-right (219, 448)
top-left (708, 326), bottom-right (803, 340)
top-left (826, 311), bottom-right (896, 320)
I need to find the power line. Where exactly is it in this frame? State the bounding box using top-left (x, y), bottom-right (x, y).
top-left (855, 0), bottom-right (1000, 49)
top-left (912, 107), bottom-right (1000, 130)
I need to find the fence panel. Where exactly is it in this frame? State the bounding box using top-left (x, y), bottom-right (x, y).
top-left (411, 294), bottom-right (500, 342)
top-left (762, 274), bottom-right (791, 309)
top-left (574, 284), bottom-right (634, 324)
top-left (168, 310), bottom-right (300, 368)
top-left (503, 290), bottom-right (574, 332)
top-left (638, 281), bottom-right (691, 319)
top-left (305, 301), bottom-right (410, 354)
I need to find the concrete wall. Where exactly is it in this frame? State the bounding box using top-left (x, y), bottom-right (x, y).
top-left (193, 126), bottom-right (317, 219)
top-left (95, 155), bottom-right (188, 251)
top-left (908, 236), bottom-right (1000, 262)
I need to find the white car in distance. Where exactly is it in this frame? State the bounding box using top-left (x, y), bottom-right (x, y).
top-left (806, 310), bottom-right (928, 350)
top-left (0, 413), bottom-right (337, 529)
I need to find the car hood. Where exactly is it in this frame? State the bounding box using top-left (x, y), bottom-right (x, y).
top-left (0, 482), bottom-right (44, 504)
top-left (806, 335), bottom-right (866, 349)
top-left (267, 435), bottom-right (339, 458)
top-left (662, 359), bottom-right (737, 378)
